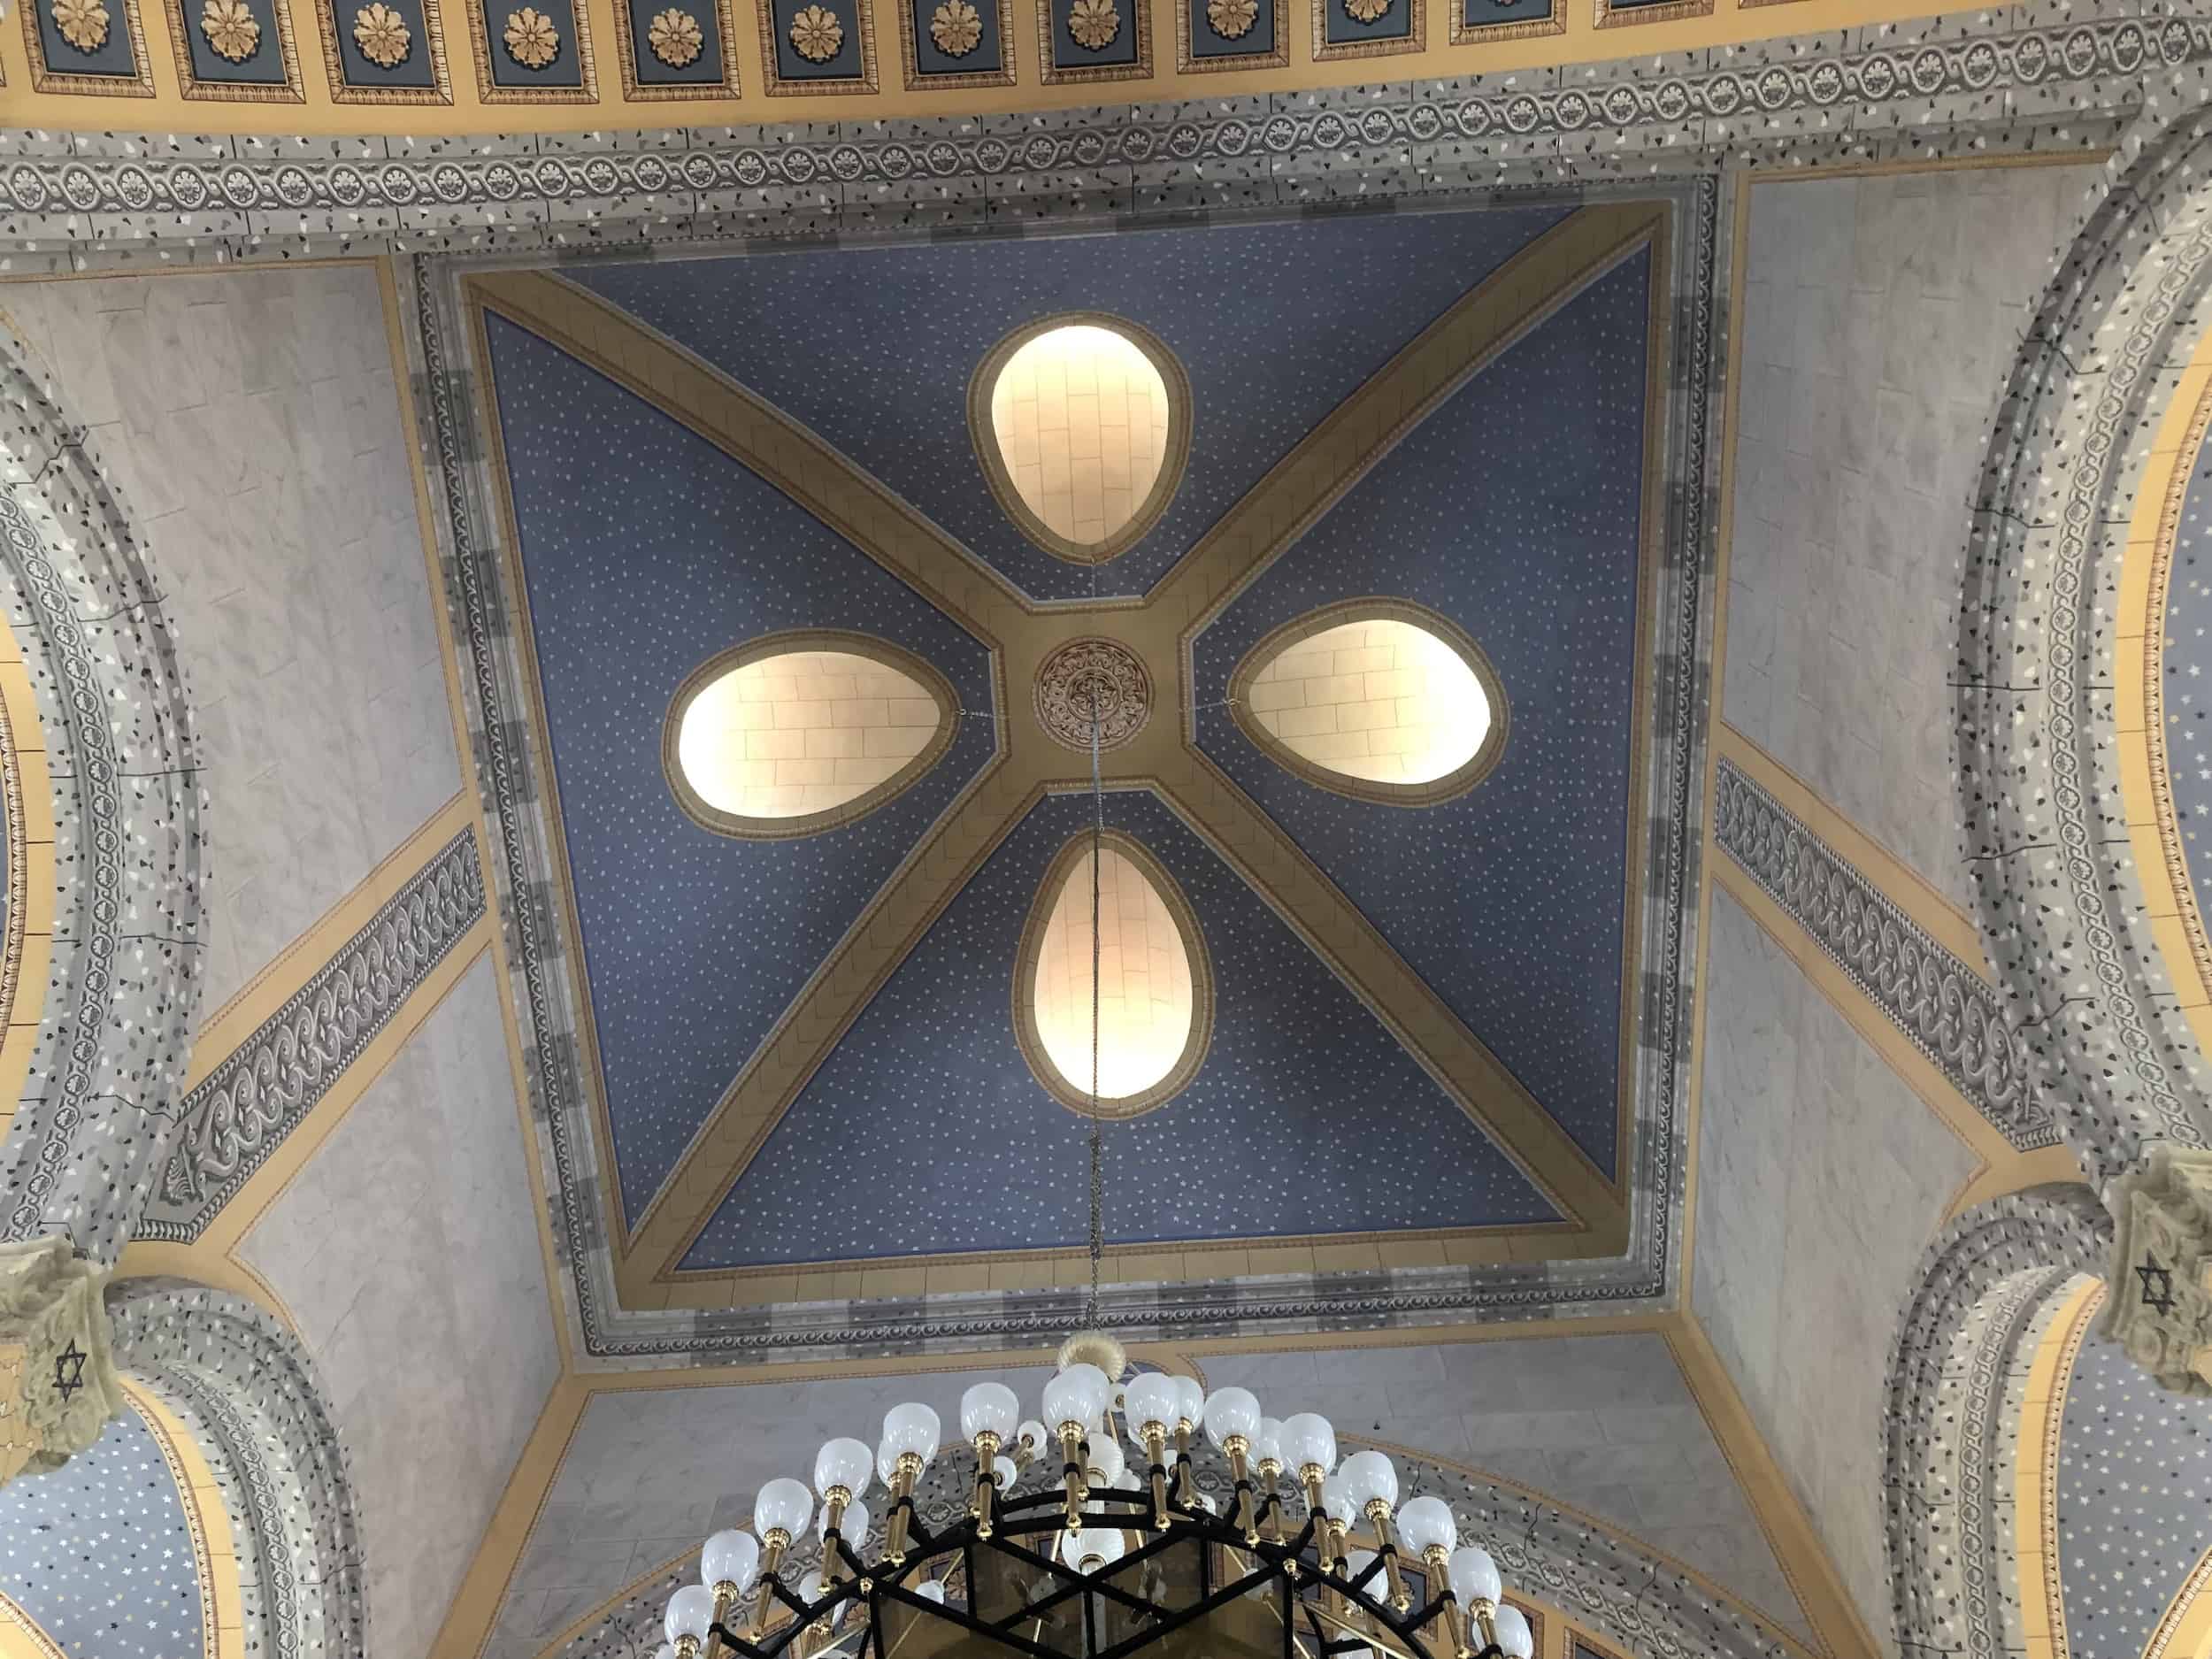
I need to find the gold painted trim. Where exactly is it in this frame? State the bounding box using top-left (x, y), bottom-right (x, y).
top-left (1011, 826), bottom-right (1216, 1119)
top-left (1594, 0), bottom-right (1707, 27)
top-left (1310, 0), bottom-right (1421, 65)
top-left (756, 0), bottom-right (879, 95)
top-left (967, 311), bottom-right (1193, 565)
top-left (661, 627), bottom-right (964, 842)
top-left (1447, 0), bottom-right (1556, 44)
top-left (0, 623), bottom-right (54, 1157)
top-left (157, 0), bottom-right (306, 97)
top-left (1666, 1312), bottom-right (1878, 1659)
top-left (121, 1376), bottom-right (249, 1659)
top-left (1225, 597), bottom-right (1509, 810)
top-left (16, 0), bottom-right (155, 92)
top-left (1172, 0), bottom-right (1282, 76)
top-left (462, 0), bottom-right (600, 101)
top-left (610, 0), bottom-right (741, 96)
top-left (2147, 1546), bottom-right (2212, 1659)
top-left (2120, 319), bottom-right (2212, 1064)
top-left (1035, 0), bottom-right (1148, 87)
top-left (311, 0), bottom-right (456, 103)
top-left (0, 1597), bottom-right (65, 1659)
top-left (894, 0), bottom-right (1013, 90)
top-left (1716, 720), bottom-right (1982, 970)
top-left (2016, 1274), bottom-right (2101, 1659)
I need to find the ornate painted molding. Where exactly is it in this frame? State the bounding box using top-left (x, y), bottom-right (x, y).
top-left (107, 1281), bottom-right (366, 1659)
top-left (134, 827), bottom-right (486, 1245)
top-left (0, 8), bottom-right (2180, 268)
top-left (1712, 757), bottom-right (2055, 1153)
top-left (0, 316), bottom-right (204, 1263)
top-left (1882, 1187), bottom-right (2109, 1659)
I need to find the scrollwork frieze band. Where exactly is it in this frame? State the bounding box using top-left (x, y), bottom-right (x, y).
top-left (135, 829), bottom-right (487, 1244)
top-left (1712, 757), bottom-right (2054, 1152)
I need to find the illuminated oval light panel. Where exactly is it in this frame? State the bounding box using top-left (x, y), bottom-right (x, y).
top-left (1018, 833), bottom-right (1211, 1117)
top-left (974, 316), bottom-right (1191, 564)
top-left (665, 636), bottom-right (956, 839)
top-left (1232, 607), bottom-right (1507, 805)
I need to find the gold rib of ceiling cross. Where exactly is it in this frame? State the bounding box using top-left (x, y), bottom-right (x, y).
top-left (466, 198), bottom-right (1663, 1307)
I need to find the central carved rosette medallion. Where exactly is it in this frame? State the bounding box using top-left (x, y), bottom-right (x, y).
top-left (1034, 637), bottom-right (1152, 753)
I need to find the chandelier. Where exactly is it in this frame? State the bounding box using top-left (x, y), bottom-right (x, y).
top-left (655, 688), bottom-right (1537, 1659)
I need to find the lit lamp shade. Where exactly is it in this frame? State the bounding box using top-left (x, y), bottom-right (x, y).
top-left (655, 1647), bottom-right (677, 1659)
top-left (916, 1580), bottom-right (948, 1604)
top-left (1336, 1449), bottom-right (1399, 1516)
top-left (993, 1455), bottom-right (1018, 1490)
top-left (882, 1403), bottom-right (941, 1464)
top-left (665, 1585), bottom-right (715, 1647)
top-left (1202, 1387), bottom-right (1261, 1450)
top-left (1491, 1605), bottom-right (1533, 1659)
top-left (1448, 1546), bottom-right (1502, 1607)
top-left (1064, 1526), bottom-right (1127, 1573)
top-left (962, 1383), bottom-right (1020, 1442)
top-left (754, 1478), bottom-right (815, 1540)
top-left (1171, 1375), bottom-right (1205, 1431)
top-left (1394, 1495), bottom-right (1457, 1559)
top-left (814, 1438), bottom-right (875, 1498)
top-left (1278, 1412), bottom-right (1337, 1475)
top-left (702, 1529), bottom-right (762, 1592)
top-left (1321, 1470), bottom-right (1354, 1525)
top-left (1043, 1363), bottom-right (1110, 1430)
top-left (1250, 1418), bottom-right (1284, 1470)
top-left (1016, 1420), bottom-right (1051, 1460)
top-left (821, 1496), bottom-right (870, 1545)
top-left (1122, 1373), bottom-right (1179, 1440)
top-left (1344, 1548), bottom-right (1378, 1589)
top-left (1086, 1434), bottom-right (1127, 1488)
top-left (795, 1571), bottom-right (849, 1627)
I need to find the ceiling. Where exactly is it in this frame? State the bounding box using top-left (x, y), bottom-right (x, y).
top-left (464, 192), bottom-right (1683, 1319)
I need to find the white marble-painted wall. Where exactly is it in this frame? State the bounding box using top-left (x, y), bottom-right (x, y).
top-left (240, 956), bottom-right (559, 1659)
top-left (0, 265), bottom-right (462, 1018)
top-left (1693, 889), bottom-right (1976, 1647)
top-left (485, 1335), bottom-right (1811, 1659)
top-left (1721, 164), bottom-right (2093, 918)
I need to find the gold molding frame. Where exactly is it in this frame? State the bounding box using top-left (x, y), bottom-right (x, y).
top-left (0, 627), bottom-right (54, 1159)
top-left (15, 0), bottom-right (155, 93)
top-left (965, 311), bottom-right (1194, 566)
top-left (157, 0), bottom-right (308, 98)
top-left (0, 1597), bottom-right (64, 1659)
top-left (121, 1377), bottom-right (250, 1659)
top-left (462, 0), bottom-right (600, 103)
top-left (1447, 0), bottom-right (1559, 46)
top-left (610, 0), bottom-right (741, 97)
top-left (756, 0), bottom-right (879, 95)
top-left (1594, 0), bottom-right (1708, 27)
top-left (660, 626), bottom-right (964, 842)
top-left (2146, 1546), bottom-right (2212, 1659)
top-left (1035, 0), bottom-right (1148, 87)
top-left (1309, 0), bottom-right (1421, 65)
top-left (1172, 0), bottom-right (1285, 76)
top-left (2015, 1274), bottom-right (2101, 1659)
top-left (894, 0), bottom-right (1014, 91)
top-left (311, 0), bottom-right (457, 103)
top-left (1225, 596), bottom-right (1510, 810)
top-left (1010, 826), bottom-right (1216, 1120)
top-left (461, 204), bottom-right (1664, 1311)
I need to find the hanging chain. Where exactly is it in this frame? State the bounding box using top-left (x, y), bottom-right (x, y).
top-left (1086, 677), bottom-right (1105, 1331)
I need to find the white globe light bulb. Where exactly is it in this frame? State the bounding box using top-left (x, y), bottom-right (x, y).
top-left (1279, 1412), bottom-right (1337, 1476)
top-left (1338, 1449), bottom-right (1399, 1516)
top-left (1043, 1363), bottom-right (1109, 1429)
top-left (882, 1402), bottom-right (941, 1464)
top-left (1202, 1387), bottom-right (1261, 1449)
top-left (753, 1478), bottom-right (813, 1540)
top-left (1448, 1546), bottom-right (1502, 1608)
top-left (1492, 1605), bottom-right (1532, 1659)
top-left (665, 1586), bottom-right (715, 1646)
top-left (702, 1529), bottom-right (761, 1592)
top-left (814, 1438), bottom-right (874, 1498)
top-left (1394, 1495), bottom-right (1456, 1559)
top-left (961, 1383), bottom-right (1020, 1443)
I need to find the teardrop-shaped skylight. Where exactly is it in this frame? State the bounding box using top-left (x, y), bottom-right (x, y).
top-left (665, 636), bottom-right (956, 838)
top-left (972, 316), bottom-right (1190, 565)
top-left (1232, 606), bottom-right (1507, 805)
top-left (1018, 833), bottom-right (1211, 1116)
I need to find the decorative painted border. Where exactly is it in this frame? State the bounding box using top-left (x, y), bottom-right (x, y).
top-left (1594, 0), bottom-right (1709, 29)
top-left (310, 0), bottom-right (456, 104)
top-left (1225, 597), bottom-right (1509, 810)
top-left (1310, 0), bottom-right (1421, 65)
top-left (659, 629), bottom-right (964, 841)
top-left (1010, 826), bottom-right (1216, 1120)
top-left (610, 0), bottom-right (741, 99)
top-left (895, 0), bottom-right (1014, 90)
top-left (1712, 757), bottom-right (2055, 1153)
top-left (0, 656), bottom-right (24, 1048)
top-left (965, 311), bottom-right (1193, 566)
top-left (134, 827), bottom-right (486, 1244)
top-left (755, 0), bottom-right (879, 96)
top-left (14, 0), bottom-right (157, 95)
top-left (157, 0), bottom-right (309, 101)
top-left (1448, 0), bottom-right (1558, 48)
top-left (465, 0), bottom-right (601, 101)
top-left (1173, 0), bottom-right (1285, 75)
top-left (1035, 0), bottom-right (1149, 88)
top-left (120, 1379), bottom-right (228, 1659)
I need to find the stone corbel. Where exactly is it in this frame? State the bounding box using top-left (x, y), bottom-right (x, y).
top-left (0, 1237), bottom-right (122, 1487)
top-left (2101, 1145), bottom-right (2212, 1396)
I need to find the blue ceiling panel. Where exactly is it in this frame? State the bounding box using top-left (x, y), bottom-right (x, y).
top-left (1191, 252), bottom-right (1652, 1176)
top-left (567, 206), bottom-right (1569, 602)
top-left (681, 788), bottom-right (1559, 1268)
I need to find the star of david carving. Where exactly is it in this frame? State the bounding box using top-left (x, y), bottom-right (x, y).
top-left (51, 1340), bottom-right (86, 1403)
top-left (2136, 1254), bottom-right (2177, 1317)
